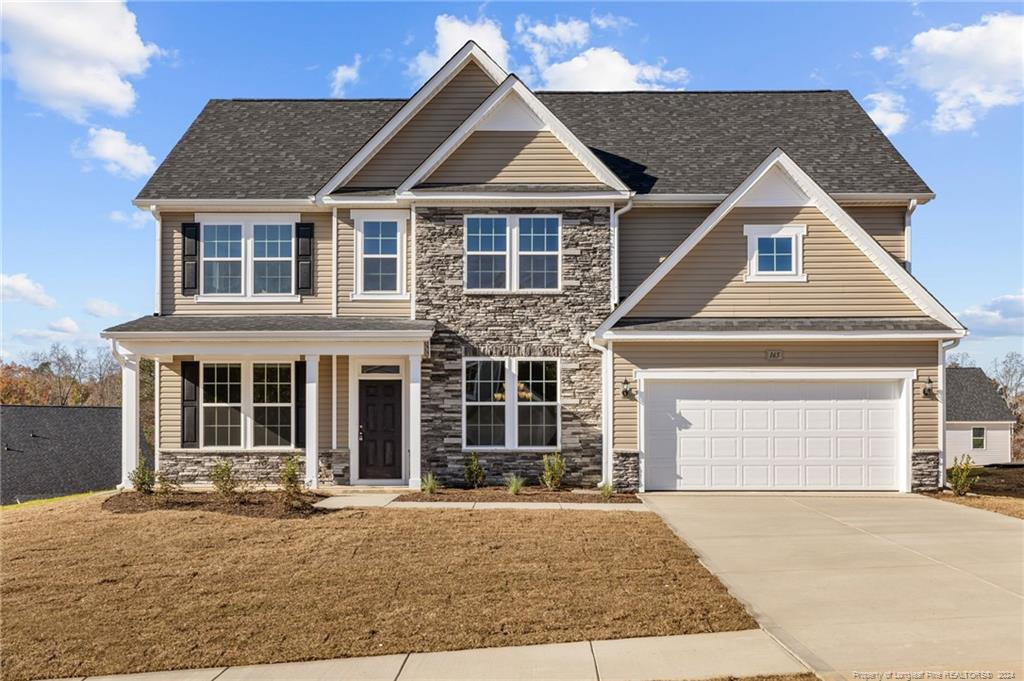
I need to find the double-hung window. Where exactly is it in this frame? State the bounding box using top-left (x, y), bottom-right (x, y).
top-left (463, 358), bottom-right (560, 449)
top-left (199, 360), bottom-right (297, 449)
top-left (202, 363), bottom-right (242, 447)
top-left (465, 215), bottom-right (560, 292)
top-left (971, 427), bottom-right (986, 449)
top-left (352, 210), bottom-right (407, 297)
top-left (743, 224), bottom-right (807, 282)
top-left (197, 213), bottom-right (299, 300)
top-left (253, 363), bottom-right (292, 447)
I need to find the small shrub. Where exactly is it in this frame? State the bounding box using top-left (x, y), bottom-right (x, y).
top-left (540, 452), bottom-right (566, 490)
top-left (948, 454), bottom-right (979, 496)
top-left (128, 457), bottom-right (155, 494)
top-left (505, 473), bottom-right (525, 495)
top-left (210, 460), bottom-right (240, 499)
top-left (279, 456), bottom-right (303, 501)
top-left (598, 482), bottom-right (615, 501)
top-left (155, 470), bottom-right (180, 497)
top-left (464, 453), bottom-right (485, 488)
top-left (421, 471), bottom-right (440, 495)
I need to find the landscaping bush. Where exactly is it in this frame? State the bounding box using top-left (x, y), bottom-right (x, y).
top-left (279, 456), bottom-right (303, 502)
top-left (421, 472), bottom-right (440, 495)
top-left (155, 471), bottom-right (180, 497)
top-left (948, 454), bottom-right (979, 496)
top-left (505, 473), bottom-right (525, 495)
top-left (211, 460), bottom-right (240, 499)
top-left (598, 482), bottom-right (615, 501)
top-left (540, 452), bottom-right (566, 490)
top-left (128, 457), bottom-right (155, 494)
top-left (464, 452), bottom-right (485, 488)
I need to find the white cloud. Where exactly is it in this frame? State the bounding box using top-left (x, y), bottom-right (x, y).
top-left (74, 127), bottom-right (155, 178)
top-left (591, 12), bottom-right (635, 32)
top-left (14, 329), bottom-right (71, 343)
top-left (960, 291), bottom-right (1024, 337)
top-left (897, 13), bottom-right (1024, 132)
top-left (84, 298), bottom-right (124, 318)
top-left (0, 273), bottom-right (56, 308)
top-left (329, 54), bottom-right (362, 97)
top-left (0, 0), bottom-right (161, 122)
top-left (109, 208), bottom-right (155, 229)
top-left (540, 47), bottom-right (689, 91)
top-left (870, 45), bottom-right (891, 60)
top-left (408, 15), bottom-right (509, 81)
top-left (47, 317), bottom-right (80, 335)
top-left (864, 92), bottom-right (910, 135)
top-left (515, 16), bottom-right (589, 69)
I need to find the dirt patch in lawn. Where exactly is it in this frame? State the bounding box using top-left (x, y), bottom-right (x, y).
top-left (1, 494), bottom-right (755, 681)
top-left (965, 465), bottom-right (1024, 498)
top-left (929, 492), bottom-right (1024, 520)
top-left (398, 486), bottom-right (641, 503)
top-left (103, 490), bottom-right (330, 519)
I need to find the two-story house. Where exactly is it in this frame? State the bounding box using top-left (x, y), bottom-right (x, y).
top-left (102, 41), bottom-right (966, 493)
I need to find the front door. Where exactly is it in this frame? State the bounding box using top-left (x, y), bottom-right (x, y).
top-left (358, 379), bottom-right (403, 479)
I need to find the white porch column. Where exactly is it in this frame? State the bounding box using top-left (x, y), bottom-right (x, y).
top-left (408, 353), bottom-right (422, 489)
top-left (305, 353), bottom-right (320, 489)
top-left (120, 357), bottom-right (140, 488)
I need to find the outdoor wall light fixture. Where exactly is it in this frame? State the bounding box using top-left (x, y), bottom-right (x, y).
top-left (922, 377), bottom-right (934, 397)
top-left (622, 377), bottom-right (632, 398)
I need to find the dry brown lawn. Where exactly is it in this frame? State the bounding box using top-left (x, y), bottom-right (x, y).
top-left (0, 493), bottom-right (755, 681)
top-left (930, 465), bottom-right (1024, 519)
top-left (932, 493), bottom-right (1024, 519)
top-left (399, 486), bottom-right (641, 503)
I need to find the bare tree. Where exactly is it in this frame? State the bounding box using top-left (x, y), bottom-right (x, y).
top-left (946, 352), bottom-right (976, 368)
top-left (990, 352), bottom-right (1024, 416)
top-left (86, 347), bottom-right (122, 406)
top-left (29, 343), bottom-right (91, 405)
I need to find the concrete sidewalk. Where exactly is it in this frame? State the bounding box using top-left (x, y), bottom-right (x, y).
top-left (48, 629), bottom-right (807, 681)
top-left (313, 493), bottom-right (652, 512)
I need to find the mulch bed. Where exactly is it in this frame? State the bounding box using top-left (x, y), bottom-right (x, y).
top-left (967, 465), bottom-right (1024, 498)
top-left (1, 494), bottom-right (754, 681)
top-left (398, 486), bottom-right (641, 503)
top-left (103, 490), bottom-right (331, 519)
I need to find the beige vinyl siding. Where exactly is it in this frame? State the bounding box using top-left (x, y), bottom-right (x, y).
top-left (844, 205), bottom-right (907, 263)
top-left (160, 212), bottom-right (332, 315)
top-left (618, 207), bottom-right (713, 298)
top-left (158, 358), bottom-right (184, 451)
top-left (348, 62), bottom-right (496, 187)
top-left (425, 131), bottom-right (599, 185)
top-left (611, 341), bottom-right (940, 452)
top-left (317, 358), bottom-right (332, 446)
top-left (335, 356), bottom-right (349, 449)
top-left (627, 206), bottom-right (926, 318)
top-left (336, 209), bottom-right (411, 317)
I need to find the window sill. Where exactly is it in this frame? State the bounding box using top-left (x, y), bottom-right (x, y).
top-left (743, 274), bottom-right (808, 283)
top-left (350, 293), bottom-right (410, 301)
top-left (196, 295), bottom-right (301, 303)
top-left (461, 446), bottom-right (561, 453)
top-left (463, 289), bottom-right (562, 296)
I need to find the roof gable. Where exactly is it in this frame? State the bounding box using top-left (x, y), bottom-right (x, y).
top-left (596, 149), bottom-right (964, 335)
top-left (946, 367), bottom-right (1015, 422)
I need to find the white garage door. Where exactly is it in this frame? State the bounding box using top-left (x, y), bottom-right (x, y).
top-left (643, 380), bottom-right (902, 491)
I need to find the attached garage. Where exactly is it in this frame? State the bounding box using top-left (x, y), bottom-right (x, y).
top-left (641, 372), bottom-right (913, 491)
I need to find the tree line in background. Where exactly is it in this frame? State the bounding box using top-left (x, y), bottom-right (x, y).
top-left (0, 343), bottom-right (155, 447)
top-left (947, 351), bottom-right (1024, 460)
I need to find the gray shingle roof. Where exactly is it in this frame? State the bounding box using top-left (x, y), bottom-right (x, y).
top-left (945, 367), bottom-right (1016, 422)
top-left (612, 317), bottom-right (954, 333)
top-left (137, 90), bottom-right (930, 200)
top-left (103, 315), bottom-right (435, 335)
top-left (0, 405), bottom-right (153, 505)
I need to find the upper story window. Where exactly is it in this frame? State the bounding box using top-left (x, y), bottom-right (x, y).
top-left (972, 427), bottom-right (986, 449)
top-left (743, 224), bottom-right (807, 282)
top-left (465, 215), bottom-right (561, 293)
top-left (196, 213), bottom-right (300, 301)
top-left (352, 210), bottom-right (407, 299)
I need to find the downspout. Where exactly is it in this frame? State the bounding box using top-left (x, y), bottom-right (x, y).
top-left (410, 202), bottom-right (417, 320)
top-left (587, 333), bottom-right (612, 487)
top-left (150, 205), bottom-right (161, 315)
top-left (904, 199), bottom-right (917, 272)
top-left (331, 206), bottom-right (338, 317)
top-left (937, 337), bottom-right (961, 489)
top-left (610, 200), bottom-right (633, 309)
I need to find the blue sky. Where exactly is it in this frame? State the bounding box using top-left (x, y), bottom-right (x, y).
top-left (2, 2), bottom-right (1022, 367)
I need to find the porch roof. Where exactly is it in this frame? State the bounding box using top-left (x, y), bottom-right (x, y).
top-left (603, 316), bottom-right (957, 340)
top-left (102, 315), bottom-right (436, 340)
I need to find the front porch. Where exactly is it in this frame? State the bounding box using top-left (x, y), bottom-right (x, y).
top-left (102, 316), bottom-right (435, 490)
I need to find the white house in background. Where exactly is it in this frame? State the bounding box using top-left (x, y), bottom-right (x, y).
top-left (944, 367), bottom-right (1016, 466)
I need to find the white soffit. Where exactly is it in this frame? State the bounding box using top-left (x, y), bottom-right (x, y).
top-left (735, 165), bottom-right (811, 207)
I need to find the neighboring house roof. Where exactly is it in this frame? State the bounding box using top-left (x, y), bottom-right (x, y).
top-left (945, 367), bottom-right (1016, 422)
top-left (612, 317), bottom-right (953, 333)
top-left (103, 315), bottom-right (436, 336)
top-left (0, 405), bottom-right (152, 505)
top-left (137, 91), bottom-right (930, 200)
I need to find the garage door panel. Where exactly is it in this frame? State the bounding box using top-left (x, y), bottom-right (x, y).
top-left (644, 379), bottom-right (901, 491)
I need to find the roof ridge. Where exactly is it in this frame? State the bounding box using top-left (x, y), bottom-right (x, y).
top-left (537, 89), bottom-right (843, 94)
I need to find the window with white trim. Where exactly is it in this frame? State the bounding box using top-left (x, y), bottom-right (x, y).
top-left (202, 363), bottom-right (242, 447)
top-left (463, 358), bottom-right (560, 449)
top-left (353, 210), bottom-right (407, 297)
top-left (465, 215), bottom-right (561, 292)
top-left (199, 360), bottom-right (298, 449)
top-left (197, 213), bottom-right (299, 300)
top-left (253, 363), bottom-right (292, 447)
top-left (743, 224), bottom-right (807, 282)
top-left (972, 426), bottom-right (986, 449)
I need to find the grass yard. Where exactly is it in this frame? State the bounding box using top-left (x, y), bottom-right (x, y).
top-left (398, 486), bottom-right (641, 503)
top-left (931, 465), bottom-right (1024, 520)
top-left (0, 493), bottom-right (755, 681)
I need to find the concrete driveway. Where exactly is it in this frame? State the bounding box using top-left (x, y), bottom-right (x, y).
top-left (643, 493), bottom-right (1024, 679)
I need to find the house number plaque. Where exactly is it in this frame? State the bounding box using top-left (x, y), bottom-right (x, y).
top-left (765, 349), bottom-right (784, 361)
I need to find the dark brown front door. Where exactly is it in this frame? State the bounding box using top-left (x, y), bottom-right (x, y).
top-left (358, 380), bottom-right (402, 479)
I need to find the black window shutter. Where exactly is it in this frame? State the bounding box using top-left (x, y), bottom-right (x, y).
top-left (182, 222), bottom-right (200, 295)
top-left (295, 222), bottom-right (314, 295)
top-left (181, 361), bottom-right (199, 448)
top-left (294, 360), bottom-right (306, 447)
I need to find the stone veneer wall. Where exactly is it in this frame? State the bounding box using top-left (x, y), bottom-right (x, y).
top-left (159, 450), bottom-right (334, 486)
top-left (415, 206), bottom-right (610, 487)
top-left (911, 451), bottom-right (941, 491)
top-left (611, 450), bottom-right (640, 492)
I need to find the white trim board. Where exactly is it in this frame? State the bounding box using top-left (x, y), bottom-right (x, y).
top-left (595, 148), bottom-right (965, 336)
top-left (396, 75), bottom-right (630, 195)
top-left (315, 42), bottom-right (507, 200)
